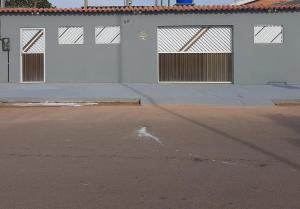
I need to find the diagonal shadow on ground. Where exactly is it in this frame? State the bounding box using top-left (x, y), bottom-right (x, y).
top-left (122, 84), bottom-right (300, 172)
top-left (265, 114), bottom-right (300, 148)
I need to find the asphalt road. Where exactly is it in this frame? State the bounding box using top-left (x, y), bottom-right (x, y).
top-left (0, 105), bottom-right (299, 209)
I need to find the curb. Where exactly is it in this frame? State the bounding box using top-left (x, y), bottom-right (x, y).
top-left (0, 99), bottom-right (141, 107)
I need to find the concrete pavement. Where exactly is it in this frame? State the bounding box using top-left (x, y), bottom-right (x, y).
top-left (0, 105), bottom-right (299, 209)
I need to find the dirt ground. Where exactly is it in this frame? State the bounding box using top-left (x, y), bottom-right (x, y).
top-left (0, 105), bottom-right (299, 209)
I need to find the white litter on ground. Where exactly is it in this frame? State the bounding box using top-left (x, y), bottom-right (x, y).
top-left (222, 161), bottom-right (237, 165)
top-left (12, 102), bottom-right (98, 107)
top-left (137, 127), bottom-right (163, 145)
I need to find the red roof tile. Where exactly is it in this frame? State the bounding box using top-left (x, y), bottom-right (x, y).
top-left (0, 5), bottom-right (300, 14)
top-left (246, 0), bottom-right (289, 6)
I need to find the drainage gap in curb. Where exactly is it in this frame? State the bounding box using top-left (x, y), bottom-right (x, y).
top-left (273, 99), bottom-right (300, 106)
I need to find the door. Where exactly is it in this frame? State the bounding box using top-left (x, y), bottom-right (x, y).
top-left (21, 28), bottom-right (45, 82)
top-left (158, 26), bottom-right (233, 83)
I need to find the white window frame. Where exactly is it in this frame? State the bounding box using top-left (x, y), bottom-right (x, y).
top-left (58, 26), bottom-right (84, 45)
top-left (95, 26), bottom-right (121, 45)
top-left (254, 25), bottom-right (284, 44)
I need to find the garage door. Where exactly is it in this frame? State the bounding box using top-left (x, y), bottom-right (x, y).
top-left (158, 26), bottom-right (232, 83)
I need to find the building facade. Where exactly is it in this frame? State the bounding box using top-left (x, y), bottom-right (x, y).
top-left (0, 5), bottom-right (300, 84)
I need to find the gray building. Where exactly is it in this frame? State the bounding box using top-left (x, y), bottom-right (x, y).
top-left (0, 5), bottom-right (300, 84)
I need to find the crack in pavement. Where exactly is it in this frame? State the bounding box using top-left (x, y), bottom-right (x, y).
top-left (0, 153), bottom-right (277, 167)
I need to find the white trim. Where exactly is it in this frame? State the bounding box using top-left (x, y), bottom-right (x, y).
top-left (20, 81), bottom-right (46, 84)
top-left (22, 52), bottom-right (45, 54)
top-left (43, 28), bottom-right (46, 83)
top-left (95, 26), bottom-right (121, 45)
top-left (253, 25), bottom-right (284, 44)
top-left (156, 27), bottom-right (234, 84)
top-left (156, 27), bottom-right (160, 84)
top-left (20, 28), bottom-right (46, 83)
top-left (58, 26), bottom-right (84, 45)
top-left (158, 81), bottom-right (233, 84)
top-left (157, 26), bottom-right (232, 53)
top-left (230, 0), bottom-right (256, 5)
top-left (158, 52), bottom-right (232, 54)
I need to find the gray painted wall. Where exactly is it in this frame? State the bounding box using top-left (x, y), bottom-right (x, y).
top-left (0, 15), bottom-right (121, 83)
top-left (0, 11), bottom-right (299, 84)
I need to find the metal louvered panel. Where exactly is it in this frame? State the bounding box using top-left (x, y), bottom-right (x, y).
top-left (254, 25), bottom-right (283, 44)
top-left (22, 54), bottom-right (44, 82)
top-left (22, 29), bottom-right (45, 53)
top-left (95, 26), bottom-right (121, 44)
top-left (58, 27), bottom-right (84, 45)
top-left (159, 53), bottom-right (232, 82)
top-left (158, 26), bottom-right (232, 53)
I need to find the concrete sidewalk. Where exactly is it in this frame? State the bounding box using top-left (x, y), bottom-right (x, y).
top-left (0, 83), bottom-right (300, 106)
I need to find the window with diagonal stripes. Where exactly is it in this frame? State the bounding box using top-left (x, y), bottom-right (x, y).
top-left (254, 25), bottom-right (283, 44)
top-left (158, 26), bottom-right (232, 53)
top-left (95, 26), bottom-right (120, 44)
top-left (22, 29), bottom-right (45, 53)
top-left (58, 27), bottom-right (84, 45)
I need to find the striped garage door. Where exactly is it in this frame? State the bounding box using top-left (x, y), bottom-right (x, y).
top-left (158, 26), bottom-right (233, 82)
top-left (21, 28), bottom-right (45, 82)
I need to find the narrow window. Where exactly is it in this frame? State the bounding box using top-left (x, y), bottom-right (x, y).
top-left (58, 27), bottom-right (84, 45)
top-left (254, 25), bottom-right (283, 44)
top-left (95, 26), bottom-right (120, 44)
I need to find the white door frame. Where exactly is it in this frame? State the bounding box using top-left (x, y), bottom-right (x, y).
top-left (20, 28), bottom-right (46, 83)
top-left (156, 25), bottom-right (234, 84)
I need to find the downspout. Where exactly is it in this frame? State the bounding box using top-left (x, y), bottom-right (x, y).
top-left (7, 44), bottom-right (9, 83)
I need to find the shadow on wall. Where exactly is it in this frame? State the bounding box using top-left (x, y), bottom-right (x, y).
top-left (265, 113), bottom-right (300, 148)
top-left (122, 84), bottom-right (300, 172)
